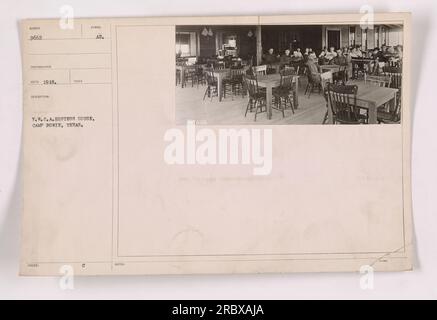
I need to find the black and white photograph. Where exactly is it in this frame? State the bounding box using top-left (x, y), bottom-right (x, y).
top-left (176, 24), bottom-right (403, 124)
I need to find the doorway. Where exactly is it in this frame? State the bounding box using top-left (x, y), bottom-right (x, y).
top-left (327, 30), bottom-right (341, 49)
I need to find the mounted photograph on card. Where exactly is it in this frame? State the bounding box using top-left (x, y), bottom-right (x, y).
top-left (20, 13), bottom-right (412, 276)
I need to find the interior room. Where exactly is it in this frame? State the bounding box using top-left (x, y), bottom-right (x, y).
top-left (175, 24), bottom-right (403, 125)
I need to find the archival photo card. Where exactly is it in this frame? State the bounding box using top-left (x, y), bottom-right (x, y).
top-left (20, 13), bottom-right (412, 275)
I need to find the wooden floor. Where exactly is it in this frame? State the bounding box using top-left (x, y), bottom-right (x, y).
top-left (175, 79), bottom-right (327, 125)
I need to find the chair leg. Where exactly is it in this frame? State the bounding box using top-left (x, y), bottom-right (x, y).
top-left (322, 110), bottom-right (328, 124)
top-left (254, 100), bottom-right (260, 122)
top-left (288, 96), bottom-right (295, 114)
top-left (203, 86), bottom-right (209, 101)
top-left (245, 99), bottom-right (251, 117)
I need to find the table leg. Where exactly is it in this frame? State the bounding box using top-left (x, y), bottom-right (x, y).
top-left (181, 68), bottom-right (185, 88)
top-left (391, 92), bottom-right (397, 113)
top-left (266, 84), bottom-right (272, 119)
top-left (369, 102), bottom-right (377, 124)
top-left (327, 100), bottom-right (333, 124)
top-left (218, 74), bottom-right (222, 101)
top-left (294, 77), bottom-right (299, 109)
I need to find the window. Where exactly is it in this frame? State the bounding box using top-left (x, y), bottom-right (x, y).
top-left (176, 33), bottom-right (191, 57)
top-left (349, 27), bottom-right (356, 46)
top-left (375, 27), bottom-right (379, 48)
top-left (381, 27), bottom-right (387, 46)
top-left (362, 28), bottom-right (368, 50)
top-left (387, 29), bottom-right (403, 46)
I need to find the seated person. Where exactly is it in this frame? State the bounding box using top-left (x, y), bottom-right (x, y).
top-left (332, 50), bottom-right (349, 82)
top-left (279, 49), bottom-right (292, 68)
top-left (372, 47), bottom-right (388, 62)
top-left (306, 53), bottom-right (320, 75)
top-left (318, 48), bottom-right (328, 64)
top-left (319, 48), bottom-right (328, 57)
top-left (350, 47), bottom-right (358, 58)
top-left (295, 48), bottom-right (304, 60)
top-left (395, 45), bottom-right (403, 60)
top-left (357, 45), bottom-right (364, 57)
top-left (263, 48), bottom-right (278, 64)
top-left (291, 50), bottom-right (303, 63)
top-left (332, 49), bottom-right (348, 66)
top-left (324, 47), bottom-right (338, 62)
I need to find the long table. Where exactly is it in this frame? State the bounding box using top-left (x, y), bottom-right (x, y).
top-left (327, 80), bottom-right (398, 124)
top-left (321, 65), bottom-right (341, 74)
top-left (256, 74), bottom-right (300, 119)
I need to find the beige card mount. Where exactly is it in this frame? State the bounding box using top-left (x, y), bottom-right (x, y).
top-left (20, 13), bottom-right (412, 275)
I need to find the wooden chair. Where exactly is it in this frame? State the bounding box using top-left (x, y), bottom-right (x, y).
top-left (203, 71), bottom-right (218, 101)
top-left (333, 65), bottom-right (348, 84)
top-left (284, 65), bottom-right (299, 75)
top-left (223, 67), bottom-right (245, 100)
top-left (383, 70), bottom-right (402, 90)
top-left (364, 74), bottom-right (391, 87)
top-left (213, 62), bottom-right (225, 70)
top-left (377, 102), bottom-right (401, 123)
top-left (253, 65), bottom-right (267, 76)
top-left (382, 69), bottom-right (402, 117)
top-left (244, 74), bottom-right (267, 121)
top-left (352, 59), bottom-right (370, 79)
top-left (387, 60), bottom-right (401, 68)
top-left (175, 69), bottom-right (181, 86)
top-left (192, 65), bottom-right (206, 88)
top-left (183, 66), bottom-right (197, 88)
top-left (272, 69), bottom-right (296, 117)
top-left (320, 72), bottom-right (333, 124)
top-left (327, 83), bottom-right (368, 124)
top-left (376, 69), bottom-right (402, 124)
